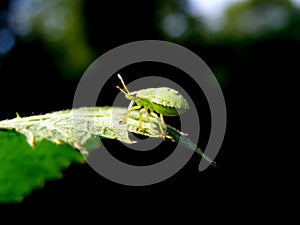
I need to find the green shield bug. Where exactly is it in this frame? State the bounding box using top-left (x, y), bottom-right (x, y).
top-left (116, 74), bottom-right (190, 139)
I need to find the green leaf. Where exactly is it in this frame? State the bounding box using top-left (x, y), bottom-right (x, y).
top-left (0, 107), bottom-right (154, 152)
top-left (0, 130), bottom-right (83, 203)
top-left (0, 106), bottom-right (215, 203)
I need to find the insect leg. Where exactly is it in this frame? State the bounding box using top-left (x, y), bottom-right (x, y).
top-left (126, 100), bottom-right (135, 111)
top-left (160, 114), bottom-right (165, 125)
top-left (150, 111), bottom-right (166, 140)
top-left (145, 108), bottom-right (150, 122)
top-left (137, 108), bottom-right (146, 131)
top-left (120, 101), bottom-right (141, 124)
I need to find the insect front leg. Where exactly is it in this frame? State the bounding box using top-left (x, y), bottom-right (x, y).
top-left (120, 101), bottom-right (141, 124)
top-left (150, 111), bottom-right (166, 140)
top-left (160, 114), bottom-right (165, 125)
top-left (137, 108), bottom-right (146, 131)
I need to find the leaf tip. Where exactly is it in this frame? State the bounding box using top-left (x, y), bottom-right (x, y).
top-left (26, 131), bottom-right (36, 147)
top-left (53, 139), bottom-right (64, 145)
top-left (74, 142), bottom-right (88, 154)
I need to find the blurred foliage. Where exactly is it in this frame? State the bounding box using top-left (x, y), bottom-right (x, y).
top-left (222, 0), bottom-right (296, 41)
top-left (156, 0), bottom-right (300, 43)
top-left (1, 0), bottom-right (300, 81)
top-left (155, 0), bottom-right (205, 43)
top-left (8, 0), bottom-right (95, 79)
top-left (154, 0), bottom-right (300, 89)
top-left (2, 0), bottom-right (299, 81)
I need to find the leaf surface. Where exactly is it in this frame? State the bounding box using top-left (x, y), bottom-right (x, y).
top-left (0, 130), bottom-right (83, 203)
top-left (0, 107), bottom-right (215, 203)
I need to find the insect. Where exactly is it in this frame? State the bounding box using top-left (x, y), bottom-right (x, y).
top-left (116, 74), bottom-right (189, 139)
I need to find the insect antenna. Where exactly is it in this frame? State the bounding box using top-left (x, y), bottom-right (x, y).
top-left (117, 74), bottom-right (130, 93)
top-left (116, 85), bottom-right (127, 95)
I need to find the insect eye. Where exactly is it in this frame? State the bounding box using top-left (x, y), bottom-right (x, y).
top-left (131, 93), bottom-right (137, 97)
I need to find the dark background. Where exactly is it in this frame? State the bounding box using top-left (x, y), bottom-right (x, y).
top-left (0, 0), bottom-right (297, 220)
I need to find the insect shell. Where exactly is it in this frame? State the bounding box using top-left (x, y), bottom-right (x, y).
top-left (116, 74), bottom-right (189, 139)
top-left (127, 87), bottom-right (189, 116)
